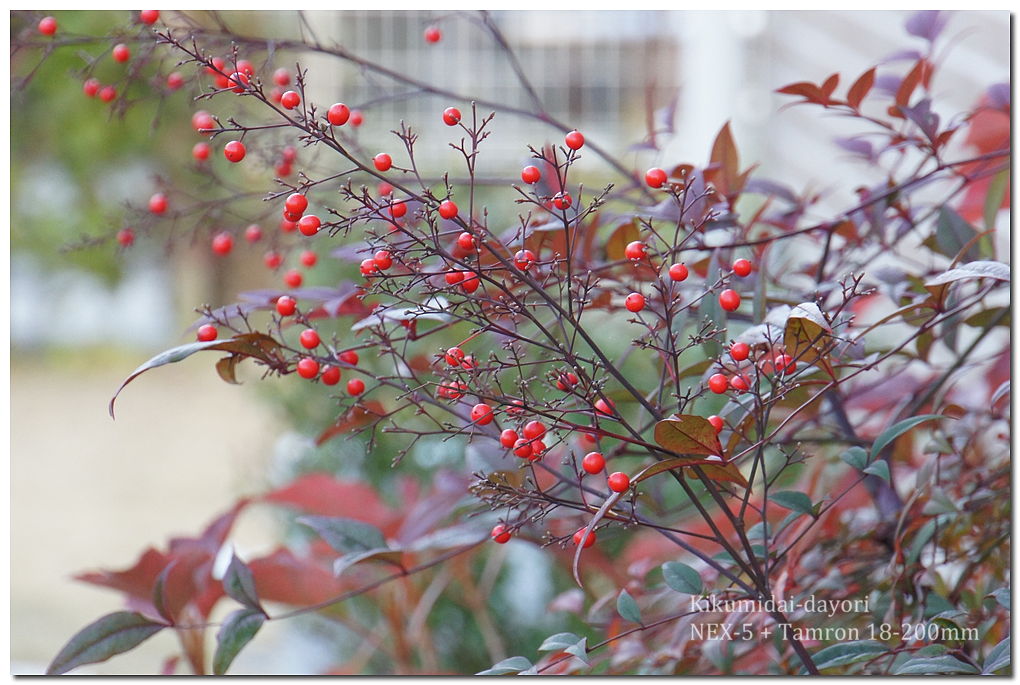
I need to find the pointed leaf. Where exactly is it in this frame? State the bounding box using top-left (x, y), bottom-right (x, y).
top-left (983, 636), bottom-right (1010, 674)
top-left (871, 414), bottom-right (945, 460)
top-left (617, 589), bottom-right (642, 624)
top-left (653, 415), bottom-right (723, 456)
top-left (298, 516), bottom-right (388, 554)
top-left (810, 640), bottom-right (889, 672)
top-left (223, 554), bottom-right (262, 611)
top-left (708, 121), bottom-right (740, 197)
top-left (539, 632), bottom-right (584, 652)
top-left (784, 302), bottom-right (832, 371)
top-left (476, 656), bottom-right (533, 675)
top-left (332, 548), bottom-right (405, 576)
top-left (47, 611), bottom-right (166, 675)
top-left (841, 446), bottom-right (868, 470)
top-left (924, 260), bottom-right (1010, 300)
top-left (862, 460), bottom-right (890, 483)
top-left (662, 561), bottom-right (703, 595)
top-left (893, 655), bottom-right (979, 675)
top-left (770, 490), bottom-right (814, 517)
top-left (847, 67), bottom-right (876, 109)
top-left (212, 608), bottom-right (265, 675)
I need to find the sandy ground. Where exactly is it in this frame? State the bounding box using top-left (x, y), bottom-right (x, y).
top-left (10, 352), bottom-right (293, 674)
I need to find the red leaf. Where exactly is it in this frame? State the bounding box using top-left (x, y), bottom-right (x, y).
top-left (847, 67), bottom-right (876, 109)
top-left (261, 473), bottom-right (399, 530)
top-left (247, 548), bottom-right (349, 607)
top-left (896, 58), bottom-right (931, 108)
top-left (776, 81), bottom-right (826, 103)
top-left (708, 121), bottom-right (740, 198)
top-left (820, 72), bottom-right (840, 101)
top-left (315, 401), bottom-right (387, 446)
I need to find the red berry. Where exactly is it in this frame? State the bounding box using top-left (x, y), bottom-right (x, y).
top-left (775, 353), bottom-right (796, 373)
top-left (445, 270), bottom-right (465, 285)
top-left (211, 232), bottom-right (233, 256)
top-left (461, 355), bottom-right (475, 370)
top-left (276, 295), bottom-right (296, 316)
top-left (668, 263), bottom-right (689, 282)
top-left (514, 249), bottom-right (536, 271)
top-left (461, 273), bottom-right (480, 293)
top-left (280, 90), bottom-right (301, 109)
top-left (719, 289), bottom-right (741, 312)
top-left (338, 350), bottom-right (359, 365)
top-left (581, 451), bottom-right (605, 474)
top-left (281, 146), bottom-right (297, 163)
top-left (116, 228), bottom-right (135, 247)
top-left (191, 110), bottom-right (215, 133)
top-left (373, 250), bottom-right (392, 270)
top-left (733, 258), bottom-right (753, 277)
top-left (280, 218), bottom-right (297, 233)
top-left (471, 403), bottom-right (494, 425)
top-left (377, 182), bottom-right (393, 197)
top-left (347, 378), bottom-right (365, 395)
top-left (349, 109), bottom-right (364, 127)
top-left (244, 224), bottom-right (262, 243)
top-left (564, 130), bottom-right (585, 150)
top-left (269, 89), bottom-right (284, 105)
top-left (607, 472), bottom-right (630, 493)
top-left (360, 258), bottom-right (379, 275)
top-left (166, 72), bottom-right (184, 90)
top-left (205, 57), bottom-right (225, 77)
top-left (112, 44), bottom-right (130, 63)
top-left (444, 347), bottom-right (465, 366)
top-left (707, 415), bottom-right (724, 434)
top-left (298, 215), bottom-right (321, 236)
top-left (730, 342), bottom-right (750, 362)
top-left (442, 107), bottom-right (461, 126)
top-left (223, 140), bottom-right (246, 163)
top-left (389, 201), bottom-right (407, 219)
top-left (531, 441), bottom-right (546, 460)
top-left (297, 357), bottom-right (319, 379)
top-left (437, 382), bottom-right (464, 400)
top-left (523, 421), bottom-right (546, 440)
top-left (424, 26), bottom-right (441, 43)
top-left (645, 167), bottom-right (667, 188)
top-left (454, 234), bottom-right (474, 253)
top-left (373, 153), bottom-right (392, 172)
top-left (283, 210), bottom-right (302, 223)
top-left (273, 68), bottom-right (291, 86)
top-left (730, 375), bottom-right (750, 392)
top-left (264, 251), bottom-right (283, 269)
top-left (299, 328), bottom-right (320, 349)
top-left (553, 192), bottom-right (572, 210)
top-left (83, 78), bottom-right (100, 97)
top-left (196, 324), bottom-right (218, 342)
top-left (556, 371), bottom-right (579, 391)
top-left (148, 193), bottom-right (168, 214)
top-left (491, 524), bottom-right (512, 544)
top-left (579, 430), bottom-right (598, 447)
top-left (283, 269), bottom-right (303, 288)
top-left (521, 165), bottom-right (541, 184)
top-left (573, 527), bottom-right (596, 548)
top-left (625, 293), bottom-right (645, 313)
top-left (139, 10), bottom-right (160, 24)
top-left (500, 429), bottom-right (519, 448)
top-left (513, 439), bottom-right (534, 459)
top-left (325, 102), bottom-right (351, 127)
top-left (439, 200), bottom-right (459, 220)
top-left (594, 398), bottom-right (615, 416)
top-left (192, 142), bottom-right (210, 161)
top-left (624, 241), bottom-right (646, 260)
top-left (38, 16), bottom-right (57, 36)
top-left (227, 71), bottom-right (249, 93)
top-left (708, 373), bottom-right (728, 394)
top-left (98, 86), bottom-right (117, 103)
top-left (320, 365), bottom-right (341, 386)
top-left (285, 193), bottom-right (308, 216)
top-left (235, 60), bottom-right (255, 77)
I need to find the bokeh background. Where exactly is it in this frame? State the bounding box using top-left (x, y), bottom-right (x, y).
top-left (10, 9), bottom-right (1009, 674)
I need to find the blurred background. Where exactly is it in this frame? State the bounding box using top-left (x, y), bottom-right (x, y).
top-left (10, 9), bottom-right (1009, 674)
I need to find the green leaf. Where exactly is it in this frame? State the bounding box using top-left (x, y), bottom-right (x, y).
top-left (476, 656), bottom-right (533, 675)
top-left (223, 554), bottom-right (262, 611)
top-left (298, 516), bottom-right (388, 554)
top-left (108, 332), bottom-right (283, 418)
top-left (871, 414), bottom-right (945, 460)
top-left (212, 608), bottom-right (265, 675)
top-left (47, 611), bottom-right (166, 675)
top-left (934, 207), bottom-right (980, 262)
top-left (810, 639), bottom-right (889, 672)
top-left (989, 586), bottom-right (1010, 611)
top-left (862, 460), bottom-right (890, 483)
top-left (770, 490), bottom-right (814, 517)
top-left (617, 589), bottom-right (642, 624)
top-left (984, 636), bottom-right (1010, 674)
top-left (840, 446), bottom-right (868, 470)
top-left (333, 548), bottom-right (405, 576)
top-left (893, 655), bottom-right (979, 675)
top-left (662, 561), bottom-right (703, 595)
top-left (539, 632), bottom-right (584, 652)
top-left (983, 169), bottom-right (1008, 232)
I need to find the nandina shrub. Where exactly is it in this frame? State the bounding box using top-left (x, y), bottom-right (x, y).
top-left (13, 10), bottom-right (1009, 676)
